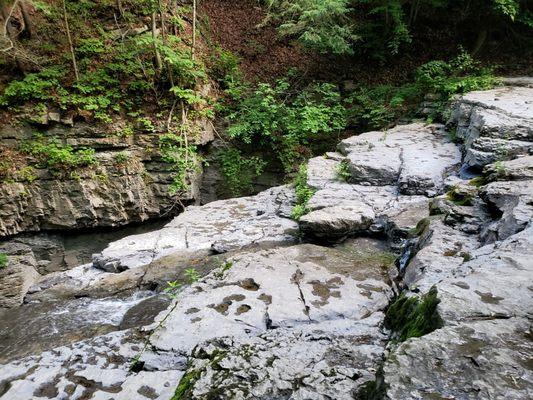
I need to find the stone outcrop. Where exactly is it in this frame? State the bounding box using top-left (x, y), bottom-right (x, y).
top-left (0, 120), bottom-right (214, 237)
top-left (300, 123), bottom-right (461, 241)
top-left (0, 84), bottom-right (532, 399)
top-left (448, 86), bottom-right (533, 170)
top-left (0, 242), bottom-right (40, 309)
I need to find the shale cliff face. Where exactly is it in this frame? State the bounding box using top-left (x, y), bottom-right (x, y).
top-left (0, 119), bottom-right (214, 237)
top-left (0, 84), bottom-right (531, 399)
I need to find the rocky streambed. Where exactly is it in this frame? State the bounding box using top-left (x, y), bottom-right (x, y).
top-left (0, 83), bottom-right (532, 399)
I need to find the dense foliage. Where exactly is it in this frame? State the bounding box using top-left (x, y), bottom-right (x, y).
top-left (263, 0), bottom-right (532, 57)
top-left (219, 50), bottom-right (496, 181)
top-left (219, 148), bottom-right (267, 196)
top-left (224, 77), bottom-right (347, 172)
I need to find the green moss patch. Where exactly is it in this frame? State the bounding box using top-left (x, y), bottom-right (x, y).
top-left (385, 286), bottom-right (444, 342)
top-left (0, 253), bottom-right (7, 269)
top-left (446, 187), bottom-right (474, 206)
top-left (408, 217), bottom-right (431, 238)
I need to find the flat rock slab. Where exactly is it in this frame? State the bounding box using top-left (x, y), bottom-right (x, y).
top-left (384, 318), bottom-right (533, 400)
top-left (338, 123), bottom-right (461, 196)
top-left (437, 225), bottom-right (533, 322)
top-left (181, 315), bottom-right (387, 400)
top-left (93, 186), bottom-right (298, 271)
top-left (0, 330), bottom-right (184, 400)
top-left (403, 218), bottom-right (481, 292)
top-left (149, 243), bottom-right (393, 354)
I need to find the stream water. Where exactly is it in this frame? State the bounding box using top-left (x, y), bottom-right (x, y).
top-left (0, 220), bottom-right (174, 363)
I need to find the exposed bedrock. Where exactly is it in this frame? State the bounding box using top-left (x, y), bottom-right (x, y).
top-left (0, 120), bottom-right (214, 237)
top-left (0, 84), bottom-right (532, 399)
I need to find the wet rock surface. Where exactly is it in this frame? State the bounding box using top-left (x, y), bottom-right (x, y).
top-left (1, 84), bottom-right (532, 399)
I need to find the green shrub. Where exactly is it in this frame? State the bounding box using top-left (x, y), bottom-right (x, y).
top-left (219, 148), bottom-right (267, 196)
top-left (114, 152), bottom-right (130, 164)
top-left (20, 136), bottom-right (98, 175)
top-left (226, 78), bottom-right (347, 172)
top-left (263, 0), bottom-right (357, 55)
top-left (0, 67), bottom-right (66, 106)
top-left (346, 50), bottom-right (497, 128)
top-left (159, 133), bottom-right (201, 195)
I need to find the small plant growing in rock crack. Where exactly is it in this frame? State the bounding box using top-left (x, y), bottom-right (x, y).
top-left (291, 164), bottom-right (315, 220)
top-left (335, 159), bottom-right (351, 182)
top-left (215, 261), bottom-right (234, 279)
top-left (492, 160), bottom-right (507, 178)
top-left (0, 253), bottom-right (8, 269)
top-left (185, 268), bottom-right (201, 284)
top-left (164, 280), bottom-right (182, 299)
top-left (159, 133), bottom-right (202, 195)
top-left (114, 151), bottom-right (130, 164)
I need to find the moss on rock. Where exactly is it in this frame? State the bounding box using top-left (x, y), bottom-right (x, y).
top-left (385, 286), bottom-right (443, 342)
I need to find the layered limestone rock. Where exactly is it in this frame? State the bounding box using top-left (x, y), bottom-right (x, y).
top-left (0, 120), bottom-right (214, 237)
top-left (300, 123), bottom-right (461, 241)
top-left (92, 185), bottom-right (297, 271)
top-left (23, 186), bottom-right (297, 303)
top-left (381, 86), bottom-right (533, 400)
top-left (1, 85), bottom-right (532, 399)
top-left (448, 86), bottom-right (533, 170)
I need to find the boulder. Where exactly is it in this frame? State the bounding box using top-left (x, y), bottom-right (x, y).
top-left (480, 179), bottom-right (533, 241)
top-left (300, 123), bottom-right (461, 239)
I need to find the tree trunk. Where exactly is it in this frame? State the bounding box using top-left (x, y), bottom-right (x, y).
top-left (62, 0), bottom-right (79, 82)
top-left (152, 11), bottom-right (163, 72)
top-left (19, 1), bottom-right (32, 38)
top-left (471, 28), bottom-right (488, 56)
top-left (191, 0), bottom-right (196, 60)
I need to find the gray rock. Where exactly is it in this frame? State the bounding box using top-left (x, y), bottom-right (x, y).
top-left (0, 330), bottom-right (183, 400)
top-left (338, 123), bottom-right (461, 195)
top-left (448, 86), bottom-right (533, 169)
top-left (485, 155), bottom-right (533, 181)
top-left (300, 123), bottom-right (460, 239)
top-left (149, 243), bottom-right (392, 354)
top-left (0, 242), bottom-right (40, 309)
top-left (93, 186), bottom-right (298, 271)
top-left (0, 119), bottom-right (214, 237)
top-left (480, 179), bottom-right (533, 241)
top-left (437, 225), bottom-right (533, 322)
top-left (403, 218), bottom-right (481, 292)
top-left (384, 318), bottom-right (533, 400)
top-left (501, 76), bottom-right (533, 87)
top-left (183, 315), bottom-right (386, 400)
